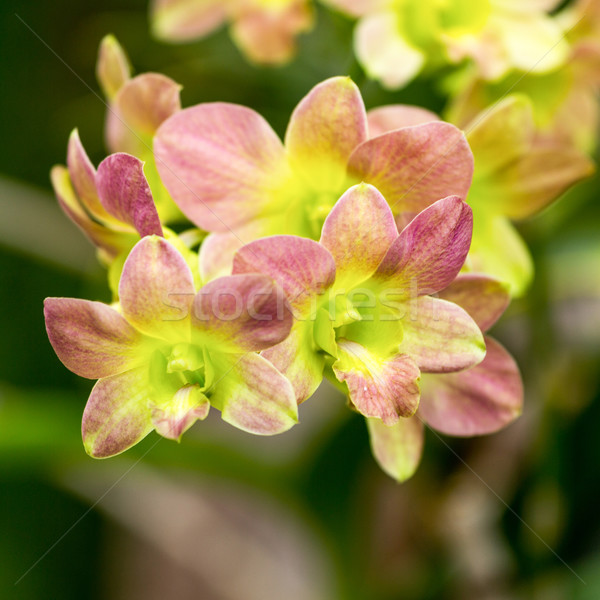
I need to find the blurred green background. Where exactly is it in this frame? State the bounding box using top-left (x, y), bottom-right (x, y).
top-left (1, 1), bottom-right (600, 598)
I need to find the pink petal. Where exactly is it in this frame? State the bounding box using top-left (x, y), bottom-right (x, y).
top-left (230, 0), bottom-right (314, 65)
top-left (154, 103), bottom-right (288, 231)
top-left (348, 121), bottom-right (474, 214)
top-left (44, 298), bottom-right (144, 379)
top-left (198, 232), bottom-right (243, 282)
top-left (151, 0), bottom-right (226, 41)
top-left (398, 297), bottom-right (486, 373)
top-left (262, 322), bottom-right (325, 404)
top-left (324, 0), bottom-right (388, 17)
top-left (51, 166), bottom-right (134, 259)
top-left (319, 183), bottom-right (398, 288)
top-left (438, 274), bottom-right (510, 332)
top-left (106, 73), bottom-right (182, 155)
top-left (66, 130), bottom-right (110, 224)
top-left (82, 366), bottom-right (154, 458)
top-left (418, 337), bottom-right (523, 436)
top-left (333, 340), bottom-right (421, 424)
top-left (285, 76), bottom-right (367, 191)
top-left (367, 105), bottom-right (439, 138)
top-left (375, 196), bottom-right (473, 295)
top-left (96, 153), bottom-right (163, 238)
top-left (211, 352), bottom-right (298, 435)
top-left (367, 416), bottom-right (424, 482)
top-left (119, 236), bottom-right (196, 341)
top-left (233, 235), bottom-right (336, 318)
top-left (150, 383), bottom-right (210, 441)
top-left (197, 215), bottom-right (280, 283)
top-left (192, 274), bottom-right (292, 352)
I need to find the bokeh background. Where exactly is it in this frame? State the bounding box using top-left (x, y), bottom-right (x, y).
top-left (1, 1), bottom-right (600, 598)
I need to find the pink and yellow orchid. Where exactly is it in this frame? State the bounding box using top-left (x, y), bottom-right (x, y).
top-left (325, 0), bottom-right (569, 89)
top-left (44, 235), bottom-right (297, 458)
top-left (96, 35), bottom-right (184, 223)
top-left (367, 96), bottom-right (594, 295)
top-left (51, 135), bottom-right (197, 296)
top-left (150, 0), bottom-right (314, 65)
top-left (52, 36), bottom-right (190, 287)
top-left (369, 273), bottom-right (523, 481)
top-left (233, 184), bottom-right (486, 473)
top-left (154, 76), bottom-right (473, 279)
top-left (52, 133), bottom-right (161, 264)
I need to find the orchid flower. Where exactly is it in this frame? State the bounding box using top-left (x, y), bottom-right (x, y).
top-left (154, 76), bottom-right (473, 280)
top-left (367, 96), bottom-right (594, 295)
top-left (96, 35), bottom-right (184, 223)
top-left (324, 0), bottom-right (569, 89)
top-left (51, 136), bottom-right (198, 296)
top-left (369, 273), bottom-right (523, 481)
top-left (447, 0), bottom-right (600, 155)
top-left (233, 184), bottom-right (485, 469)
top-left (150, 0), bottom-right (314, 65)
top-left (44, 235), bottom-right (297, 458)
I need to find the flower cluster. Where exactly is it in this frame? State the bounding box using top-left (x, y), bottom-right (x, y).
top-left (148, 0), bottom-right (576, 86)
top-left (326, 0), bottom-right (570, 89)
top-left (44, 37), bottom-right (592, 480)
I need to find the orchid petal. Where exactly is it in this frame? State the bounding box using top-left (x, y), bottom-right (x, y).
top-left (44, 298), bottom-right (144, 379)
top-left (354, 12), bottom-right (425, 89)
top-left (494, 12), bottom-right (569, 75)
top-left (154, 103), bottom-right (288, 231)
top-left (192, 274), bottom-right (292, 352)
top-left (96, 34), bottom-right (131, 100)
top-left (197, 214), bottom-right (285, 283)
top-left (367, 105), bottom-right (439, 138)
top-left (262, 322), bottom-right (325, 403)
top-left (82, 366), bottom-right (154, 458)
top-left (233, 235), bottom-right (336, 318)
top-left (151, 383), bottom-right (210, 440)
top-left (469, 215), bottom-right (533, 297)
top-left (285, 77), bottom-right (367, 191)
top-left (119, 236), bottom-right (196, 341)
top-left (51, 166), bottom-right (135, 259)
top-left (106, 73), bottom-right (182, 155)
top-left (375, 196), bottom-right (473, 296)
top-left (398, 297), bottom-right (486, 373)
top-left (96, 153), bottom-right (163, 238)
top-left (211, 352), bottom-right (298, 435)
top-left (465, 95), bottom-right (535, 179)
top-left (66, 130), bottom-right (109, 224)
top-left (151, 0), bottom-right (226, 41)
top-left (230, 0), bottom-right (314, 65)
top-left (199, 232), bottom-right (243, 282)
top-left (438, 274), bottom-right (510, 332)
top-left (478, 146), bottom-right (594, 220)
top-left (67, 131), bottom-right (125, 229)
top-left (419, 337), bottom-right (523, 436)
top-left (322, 0), bottom-right (387, 18)
top-left (333, 340), bottom-right (420, 424)
top-left (367, 416), bottom-right (424, 482)
top-left (348, 122), bottom-right (474, 214)
top-left (320, 183), bottom-right (398, 288)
